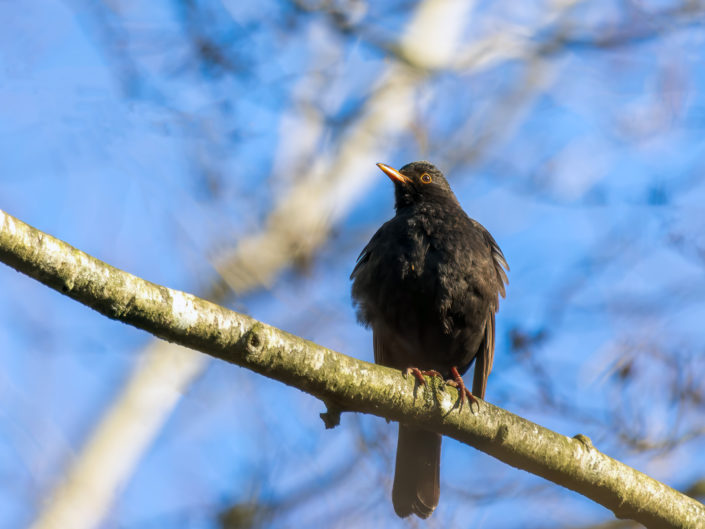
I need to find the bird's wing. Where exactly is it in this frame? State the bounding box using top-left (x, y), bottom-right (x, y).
top-left (350, 227), bottom-right (382, 280)
top-left (472, 311), bottom-right (495, 399)
top-left (373, 329), bottom-right (388, 366)
top-left (472, 226), bottom-right (508, 399)
top-left (484, 230), bottom-right (509, 298)
top-left (350, 245), bottom-right (370, 279)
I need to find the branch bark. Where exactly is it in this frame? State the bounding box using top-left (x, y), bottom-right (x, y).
top-left (1, 208), bottom-right (703, 529)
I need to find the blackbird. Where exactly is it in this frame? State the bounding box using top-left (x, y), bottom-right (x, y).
top-left (350, 161), bottom-right (508, 519)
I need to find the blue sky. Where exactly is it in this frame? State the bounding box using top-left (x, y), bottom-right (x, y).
top-left (1, 1), bottom-right (704, 528)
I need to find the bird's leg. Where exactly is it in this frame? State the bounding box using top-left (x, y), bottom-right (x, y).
top-left (404, 367), bottom-right (444, 386)
top-left (445, 366), bottom-right (476, 407)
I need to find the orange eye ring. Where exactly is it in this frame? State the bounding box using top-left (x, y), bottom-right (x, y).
top-left (420, 173), bottom-right (432, 184)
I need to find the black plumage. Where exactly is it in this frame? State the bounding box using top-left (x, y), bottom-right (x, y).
top-left (350, 161), bottom-right (508, 519)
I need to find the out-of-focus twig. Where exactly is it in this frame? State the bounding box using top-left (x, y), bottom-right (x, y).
top-left (214, 0), bottom-right (474, 291)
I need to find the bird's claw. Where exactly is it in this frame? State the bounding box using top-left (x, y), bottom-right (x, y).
top-left (404, 367), bottom-right (444, 386)
top-left (446, 366), bottom-right (476, 409)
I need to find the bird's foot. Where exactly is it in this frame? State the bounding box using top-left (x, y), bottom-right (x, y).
top-left (445, 366), bottom-right (476, 409)
top-left (404, 367), bottom-right (444, 386)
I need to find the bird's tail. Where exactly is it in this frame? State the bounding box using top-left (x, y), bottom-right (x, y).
top-left (392, 424), bottom-right (441, 518)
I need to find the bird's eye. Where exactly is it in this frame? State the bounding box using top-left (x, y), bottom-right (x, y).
top-left (420, 173), bottom-right (432, 184)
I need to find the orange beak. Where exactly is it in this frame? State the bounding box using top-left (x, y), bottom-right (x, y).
top-left (377, 163), bottom-right (410, 184)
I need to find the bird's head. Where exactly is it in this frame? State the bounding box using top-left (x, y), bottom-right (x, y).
top-left (377, 161), bottom-right (458, 210)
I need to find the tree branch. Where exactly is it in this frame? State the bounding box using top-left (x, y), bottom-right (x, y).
top-left (1, 208), bottom-right (703, 529)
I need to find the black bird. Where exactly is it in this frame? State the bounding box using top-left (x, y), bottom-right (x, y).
top-left (350, 161), bottom-right (508, 519)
